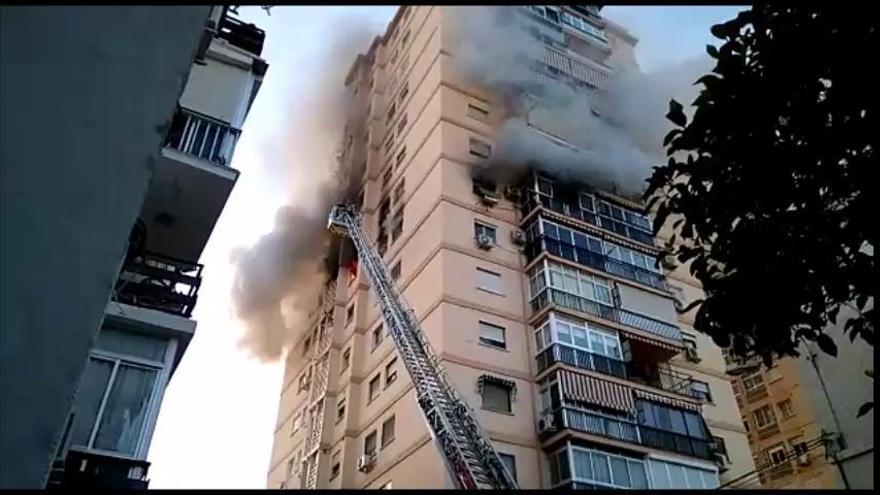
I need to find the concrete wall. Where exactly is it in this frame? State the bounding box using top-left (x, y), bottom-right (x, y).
top-left (0, 6), bottom-right (210, 488)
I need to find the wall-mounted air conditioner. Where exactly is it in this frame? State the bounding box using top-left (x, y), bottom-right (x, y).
top-left (476, 234), bottom-right (495, 250)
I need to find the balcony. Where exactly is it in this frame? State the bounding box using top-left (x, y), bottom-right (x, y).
top-left (544, 407), bottom-right (714, 460)
top-left (52, 449), bottom-right (150, 490)
top-left (522, 193), bottom-right (655, 247)
top-left (165, 106), bottom-right (241, 168)
top-left (114, 251), bottom-right (202, 318)
top-left (531, 287), bottom-right (682, 342)
top-left (527, 236), bottom-right (667, 291)
top-left (536, 344), bottom-right (695, 397)
top-left (217, 12), bottom-right (266, 56)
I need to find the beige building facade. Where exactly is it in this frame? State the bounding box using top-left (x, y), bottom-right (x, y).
top-left (267, 6), bottom-right (754, 489)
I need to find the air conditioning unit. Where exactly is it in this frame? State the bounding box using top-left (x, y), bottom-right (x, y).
top-left (537, 413), bottom-right (557, 434)
top-left (503, 185), bottom-right (522, 202)
top-left (479, 192), bottom-right (501, 207)
top-left (797, 453), bottom-right (811, 466)
top-left (476, 234), bottom-right (495, 250)
top-left (357, 454), bottom-right (376, 473)
top-left (510, 230), bottom-right (526, 246)
top-left (685, 347), bottom-right (702, 363)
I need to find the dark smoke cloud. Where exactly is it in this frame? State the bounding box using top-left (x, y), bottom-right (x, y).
top-left (447, 6), bottom-right (712, 198)
top-left (230, 16), bottom-right (381, 362)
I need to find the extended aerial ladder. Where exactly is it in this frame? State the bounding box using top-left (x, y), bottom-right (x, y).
top-left (328, 205), bottom-right (517, 490)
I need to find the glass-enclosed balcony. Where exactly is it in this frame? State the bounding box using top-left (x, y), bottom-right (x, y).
top-left (527, 260), bottom-right (681, 343)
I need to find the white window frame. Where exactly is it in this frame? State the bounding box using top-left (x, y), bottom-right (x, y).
top-left (754, 404), bottom-right (777, 429)
top-left (478, 320), bottom-right (507, 350)
top-left (778, 398), bottom-right (795, 418)
top-left (476, 267), bottom-right (503, 295)
top-left (533, 312), bottom-right (622, 359)
top-left (742, 371), bottom-right (765, 392)
top-left (767, 444), bottom-right (787, 464)
top-left (529, 259), bottom-right (612, 306)
top-left (554, 443), bottom-right (650, 490)
top-left (474, 220), bottom-right (498, 244)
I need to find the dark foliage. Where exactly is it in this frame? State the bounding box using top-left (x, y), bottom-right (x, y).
top-left (644, 7), bottom-right (876, 365)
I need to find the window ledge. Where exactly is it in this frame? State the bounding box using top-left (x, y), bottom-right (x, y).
top-left (477, 287), bottom-right (505, 297)
top-left (482, 407), bottom-right (515, 416)
top-left (478, 342), bottom-right (509, 352)
top-left (381, 439), bottom-right (395, 450)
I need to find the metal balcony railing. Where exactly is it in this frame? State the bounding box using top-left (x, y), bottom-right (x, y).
top-left (536, 344), bottom-right (696, 397)
top-left (522, 194), bottom-right (656, 247)
top-left (530, 288), bottom-right (682, 342)
top-left (165, 107), bottom-right (241, 167)
top-left (114, 251), bottom-right (203, 317)
top-left (528, 236), bottom-right (668, 291)
top-left (56, 449), bottom-right (150, 490)
top-left (545, 407), bottom-right (714, 461)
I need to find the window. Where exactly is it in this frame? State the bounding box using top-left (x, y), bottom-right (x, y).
top-left (754, 404), bottom-right (777, 429)
top-left (690, 380), bottom-right (712, 402)
top-left (330, 451), bottom-right (341, 479)
top-left (390, 260), bottom-right (401, 281)
top-left (534, 259), bottom-right (612, 305)
top-left (476, 267), bottom-right (502, 294)
top-left (364, 431), bottom-right (377, 456)
top-left (481, 381), bottom-right (512, 413)
top-left (474, 221), bottom-right (497, 244)
top-left (382, 167), bottom-right (393, 189)
top-left (298, 368), bottom-right (311, 392)
top-left (499, 453), bottom-right (517, 482)
top-left (478, 321), bottom-right (507, 350)
top-left (303, 336), bottom-right (311, 356)
top-left (648, 458), bottom-right (719, 489)
top-left (386, 103), bottom-right (396, 123)
top-left (372, 325), bottom-right (384, 351)
top-left (636, 400), bottom-right (707, 441)
top-left (778, 399), bottom-right (795, 418)
top-left (469, 137), bottom-right (491, 158)
top-left (385, 358), bottom-right (398, 387)
top-left (381, 481), bottom-right (393, 489)
top-left (291, 411), bottom-right (303, 436)
top-left (743, 419), bottom-right (751, 433)
top-left (340, 347), bottom-right (351, 373)
top-left (467, 102), bottom-right (490, 122)
top-left (767, 443), bottom-right (787, 464)
top-left (790, 437), bottom-right (808, 456)
top-left (398, 81), bottom-right (409, 103)
top-left (742, 371), bottom-right (764, 391)
top-left (683, 337), bottom-right (699, 361)
top-left (713, 436), bottom-right (730, 462)
top-left (346, 303), bottom-right (355, 325)
top-left (393, 179), bottom-right (405, 204)
top-left (381, 416), bottom-right (396, 448)
top-left (391, 207), bottom-right (404, 241)
top-left (287, 458), bottom-right (296, 479)
top-left (395, 146), bottom-right (406, 168)
top-left (368, 375), bottom-right (381, 402)
top-left (336, 398), bottom-right (346, 423)
top-left (401, 28), bottom-right (411, 45)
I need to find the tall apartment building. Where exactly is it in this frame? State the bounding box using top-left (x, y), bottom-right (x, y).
top-left (1, 6), bottom-right (267, 489)
top-left (267, 6), bottom-right (753, 489)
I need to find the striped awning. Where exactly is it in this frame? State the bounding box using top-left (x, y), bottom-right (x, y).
top-left (633, 389), bottom-right (701, 412)
top-left (559, 370), bottom-right (635, 414)
top-left (618, 328), bottom-right (684, 353)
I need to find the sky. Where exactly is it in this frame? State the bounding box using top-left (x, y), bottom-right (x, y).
top-left (146, 5), bottom-right (744, 489)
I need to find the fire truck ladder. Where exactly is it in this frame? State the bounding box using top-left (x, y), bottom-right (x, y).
top-left (302, 281), bottom-right (337, 489)
top-left (328, 205), bottom-right (517, 490)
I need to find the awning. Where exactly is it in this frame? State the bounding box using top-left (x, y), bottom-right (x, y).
top-left (633, 389), bottom-right (701, 412)
top-left (619, 328), bottom-right (684, 353)
top-left (559, 369), bottom-right (635, 414)
top-left (478, 374), bottom-right (517, 402)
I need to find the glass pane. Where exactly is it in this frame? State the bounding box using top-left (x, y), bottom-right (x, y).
top-left (669, 409), bottom-right (688, 435)
top-left (685, 412), bottom-right (707, 439)
top-left (701, 469), bottom-right (720, 488)
top-left (685, 466), bottom-right (704, 489)
top-left (610, 457), bottom-right (630, 488)
top-left (606, 339), bottom-right (621, 359)
top-left (549, 270), bottom-right (564, 288)
top-left (96, 327), bottom-right (167, 361)
top-left (93, 364), bottom-right (158, 454)
top-left (558, 227), bottom-right (572, 243)
top-left (556, 323), bottom-right (573, 344)
top-left (70, 358), bottom-right (114, 447)
top-left (588, 237), bottom-right (602, 253)
top-left (544, 223), bottom-right (559, 239)
top-left (667, 463), bottom-right (687, 488)
top-left (589, 333), bottom-right (606, 355)
top-left (629, 461), bottom-right (648, 489)
top-left (578, 278), bottom-right (593, 298)
top-left (650, 461), bottom-right (669, 489)
top-left (592, 453), bottom-right (611, 483)
top-left (573, 450), bottom-right (592, 481)
top-left (573, 233), bottom-right (588, 249)
top-left (595, 285), bottom-right (611, 304)
top-left (549, 454), bottom-right (561, 485)
top-left (572, 328), bottom-right (589, 348)
top-left (564, 274), bottom-right (578, 293)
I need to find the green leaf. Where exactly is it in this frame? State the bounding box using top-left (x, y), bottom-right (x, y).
top-left (816, 333), bottom-right (838, 357)
top-left (857, 401), bottom-right (873, 418)
top-left (706, 44), bottom-right (720, 59)
top-left (666, 99), bottom-right (687, 128)
top-left (710, 23), bottom-right (726, 40)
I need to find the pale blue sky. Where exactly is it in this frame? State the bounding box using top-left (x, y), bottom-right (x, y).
top-left (146, 6), bottom-right (743, 489)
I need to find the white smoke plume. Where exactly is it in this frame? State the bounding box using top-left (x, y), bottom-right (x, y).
top-left (230, 16), bottom-right (381, 362)
top-left (447, 6), bottom-right (712, 197)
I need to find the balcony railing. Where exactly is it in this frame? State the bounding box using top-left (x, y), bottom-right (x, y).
top-left (536, 344), bottom-right (695, 396)
top-left (114, 251), bottom-right (203, 317)
top-left (522, 194), bottom-right (655, 247)
top-left (56, 449), bottom-right (150, 490)
top-left (218, 13), bottom-right (266, 56)
top-left (546, 407), bottom-right (714, 461)
top-left (529, 236), bottom-right (668, 291)
top-left (531, 288), bottom-right (683, 342)
top-left (165, 107), bottom-right (241, 167)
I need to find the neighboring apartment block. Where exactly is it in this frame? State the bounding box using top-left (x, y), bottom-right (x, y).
top-left (0, 5), bottom-right (267, 489)
top-left (267, 6), bottom-right (753, 489)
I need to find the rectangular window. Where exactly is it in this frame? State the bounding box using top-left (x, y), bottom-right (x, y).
top-left (754, 404), bottom-right (777, 429)
top-left (742, 371), bottom-right (765, 391)
top-left (767, 443), bottom-right (787, 464)
top-left (303, 336), bottom-right (311, 356)
top-left (499, 453), bottom-right (517, 482)
top-left (372, 325), bottom-right (384, 351)
top-left (386, 103), bottom-right (396, 123)
top-left (391, 207), bottom-right (404, 241)
top-left (478, 321), bottom-right (507, 350)
top-left (390, 260), bottom-right (401, 281)
top-left (381, 416), bottom-right (396, 448)
top-left (396, 114), bottom-right (408, 134)
top-left (398, 81), bottom-right (409, 102)
top-left (481, 382), bottom-right (512, 413)
top-left (790, 436), bottom-right (808, 456)
top-left (330, 451), bottom-right (341, 479)
top-left (340, 347), bottom-right (351, 373)
top-left (713, 436), bottom-right (730, 462)
top-left (474, 221), bottom-right (498, 244)
top-left (393, 179), bottom-right (405, 205)
top-left (346, 303), bottom-right (355, 325)
top-left (690, 380), bottom-right (712, 402)
top-left (469, 137), bottom-right (491, 158)
top-left (776, 399), bottom-right (794, 418)
top-left (368, 375), bottom-right (381, 402)
top-left (336, 398), bottom-right (346, 423)
top-left (467, 102), bottom-right (490, 122)
top-left (291, 412), bottom-right (303, 436)
top-left (395, 146), bottom-right (406, 168)
top-left (476, 267), bottom-right (502, 294)
top-left (385, 358), bottom-right (398, 387)
top-left (382, 167), bottom-right (393, 189)
top-left (298, 368), bottom-right (311, 392)
top-left (364, 431), bottom-right (377, 456)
